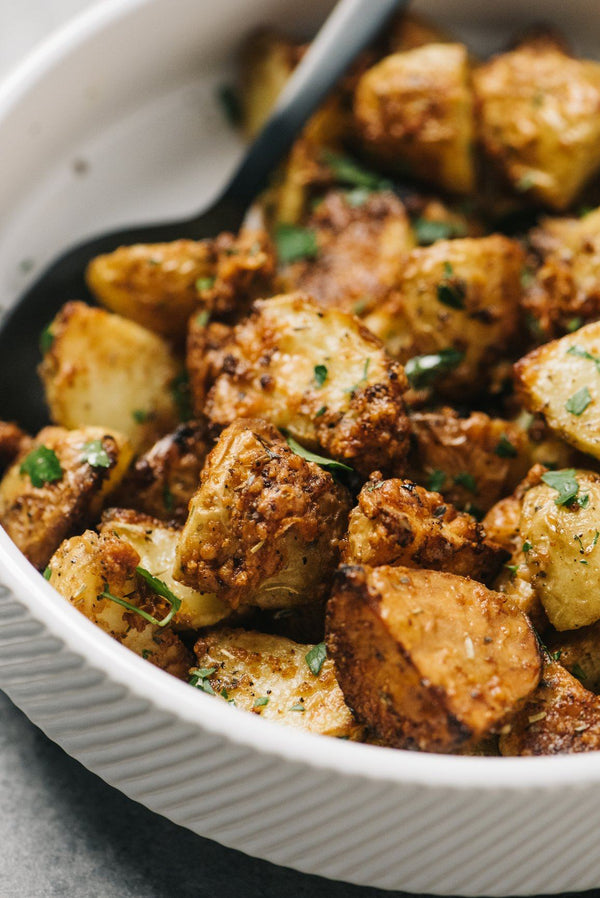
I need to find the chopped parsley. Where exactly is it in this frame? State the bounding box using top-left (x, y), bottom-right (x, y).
top-left (195, 276), bottom-right (215, 292)
top-left (314, 364), bottom-right (328, 388)
top-left (20, 445), bottom-right (63, 488)
top-left (541, 469), bottom-right (581, 507)
top-left (171, 371), bottom-right (192, 421)
top-left (505, 564), bottom-right (519, 576)
top-left (523, 541), bottom-right (532, 554)
top-left (190, 667), bottom-right (217, 694)
top-left (495, 434), bottom-right (518, 458)
top-left (39, 323), bottom-right (54, 354)
top-left (195, 309), bottom-right (211, 328)
top-left (285, 434), bottom-right (353, 474)
top-left (217, 84), bottom-right (241, 126)
top-left (454, 472), bottom-right (477, 494)
top-left (516, 173), bottom-right (535, 192)
top-left (321, 149), bottom-right (391, 191)
top-left (571, 663), bottom-right (587, 682)
top-left (163, 482), bottom-right (175, 513)
top-left (413, 218), bottom-right (466, 245)
top-left (344, 187), bottom-right (373, 208)
top-left (405, 348), bottom-right (464, 390)
top-left (80, 439), bottom-right (112, 469)
top-left (565, 386), bottom-right (592, 416)
top-left (254, 696), bottom-right (269, 708)
top-left (551, 650), bottom-right (562, 662)
top-left (43, 567), bottom-right (52, 581)
top-left (315, 405), bottom-right (327, 417)
top-left (352, 297), bottom-right (369, 315)
top-left (132, 409), bottom-right (151, 424)
top-left (274, 223), bottom-right (318, 264)
top-left (427, 469), bottom-right (447, 492)
top-left (520, 268), bottom-right (535, 290)
top-left (305, 642), bottom-right (327, 676)
top-left (103, 566), bottom-right (183, 629)
top-left (567, 317), bottom-right (583, 333)
top-left (290, 703), bottom-right (305, 712)
top-left (567, 344), bottom-right (600, 371)
top-left (436, 263), bottom-right (466, 310)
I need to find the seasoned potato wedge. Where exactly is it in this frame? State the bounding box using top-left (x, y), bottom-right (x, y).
top-left (46, 530), bottom-right (191, 678)
top-left (515, 321), bottom-right (600, 460)
top-left (39, 301), bottom-right (181, 452)
top-left (189, 293), bottom-right (410, 476)
top-left (277, 189), bottom-right (414, 315)
top-left (193, 628), bottom-right (362, 739)
top-left (354, 44), bottom-right (475, 194)
top-left (174, 419), bottom-right (351, 608)
top-left (0, 421), bottom-right (31, 474)
top-left (518, 468), bottom-right (600, 630)
top-left (473, 42), bottom-right (600, 210)
top-left (327, 564), bottom-right (541, 753)
top-left (364, 236), bottom-right (523, 398)
top-left (116, 421), bottom-right (210, 524)
top-left (499, 659), bottom-right (600, 755)
top-left (547, 623), bottom-right (600, 693)
top-left (341, 476), bottom-right (507, 584)
top-left (100, 509), bottom-right (229, 629)
top-left (0, 426), bottom-right (132, 569)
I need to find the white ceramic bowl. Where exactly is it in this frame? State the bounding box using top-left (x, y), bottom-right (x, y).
top-left (2, 1), bottom-right (600, 894)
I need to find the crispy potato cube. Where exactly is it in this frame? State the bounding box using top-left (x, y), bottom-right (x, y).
top-left (100, 509), bottom-right (229, 629)
top-left (0, 426), bottom-right (132, 569)
top-left (174, 419), bottom-right (351, 608)
top-left (277, 190), bottom-right (414, 315)
top-left (473, 43), bottom-right (600, 210)
top-left (364, 236), bottom-right (524, 398)
top-left (238, 29), bottom-right (298, 139)
top-left (0, 421), bottom-right (31, 475)
top-left (499, 659), bottom-right (600, 755)
top-left (46, 530), bottom-right (191, 678)
top-left (547, 623), bottom-right (600, 693)
top-left (354, 44), bottom-right (475, 194)
top-left (39, 301), bottom-right (181, 452)
top-left (327, 564), bottom-right (541, 752)
top-left (189, 293), bottom-right (410, 476)
top-left (519, 469), bottom-right (600, 630)
top-left (116, 421), bottom-right (209, 524)
top-left (192, 628), bottom-right (362, 739)
top-left (515, 321), bottom-right (600, 460)
top-left (341, 476), bottom-right (507, 584)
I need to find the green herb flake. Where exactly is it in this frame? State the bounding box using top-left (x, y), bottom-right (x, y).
top-left (520, 268), bottom-right (535, 290)
top-left (463, 502), bottom-right (484, 521)
top-left (565, 386), bottom-right (592, 416)
top-left (567, 344), bottom-right (600, 370)
top-left (290, 703), bottom-right (305, 712)
top-left (217, 84), bottom-right (241, 126)
top-left (43, 567), bottom-right (52, 581)
top-left (195, 309), bottom-right (211, 328)
top-left (135, 566), bottom-right (182, 627)
top-left (195, 276), bottom-right (215, 292)
top-left (254, 696), bottom-right (269, 708)
top-left (541, 469), bottom-right (581, 507)
top-left (101, 587), bottom-right (175, 629)
top-left (142, 649), bottom-right (152, 659)
top-left (567, 317), bottom-right (583, 333)
top-left (220, 687), bottom-right (229, 700)
top-left (322, 150), bottom-right (391, 191)
top-left (190, 666), bottom-right (217, 695)
top-left (437, 280), bottom-right (466, 310)
top-left (132, 409), bottom-right (151, 424)
top-left (428, 469), bottom-right (447, 492)
top-left (454, 472), bottom-right (477, 494)
top-left (274, 223), bottom-right (319, 264)
top-left (405, 348), bottom-right (464, 390)
top-left (285, 434), bottom-right (353, 475)
top-left (163, 482), bottom-right (175, 513)
top-left (305, 642), bottom-right (327, 676)
top-left (171, 371), bottom-right (192, 421)
top-left (523, 541), bottom-right (532, 554)
top-left (345, 187), bottom-right (373, 208)
top-left (20, 445), bottom-right (63, 488)
top-left (580, 493), bottom-right (591, 509)
top-left (352, 297), bottom-right (369, 316)
top-left (314, 364), bottom-right (328, 388)
top-left (516, 173), bottom-right (535, 192)
top-left (571, 663), bottom-right (587, 682)
top-left (315, 405), bottom-right (327, 418)
top-left (495, 434), bottom-right (518, 458)
top-left (40, 323), bottom-right (54, 355)
top-left (551, 650), bottom-right (562, 662)
top-left (505, 564), bottom-right (519, 576)
top-left (80, 439), bottom-right (112, 469)
top-left (413, 218), bottom-right (465, 245)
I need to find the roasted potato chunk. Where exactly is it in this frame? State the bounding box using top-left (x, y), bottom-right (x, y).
top-left (46, 530), bottom-right (191, 678)
top-left (116, 421), bottom-right (210, 524)
top-left (174, 419), bottom-right (351, 608)
top-left (518, 468), bottom-right (600, 630)
top-left (515, 321), bottom-right (600, 460)
top-left (354, 43), bottom-right (475, 194)
top-left (473, 42), bottom-right (600, 210)
top-left (499, 659), bottom-right (600, 755)
top-left (364, 236), bottom-right (524, 398)
top-left (192, 628), bottom-right (362, 739)
top-left (100, 509), bottom-right (229, 629)
top-left (327, 564), bottom-right (541, 753)
top-left (39, 301), bottom-right (181, 452)
top-left (0, 421), bottom-right (31, 475)
top-left (277, 189), bottom-right (413, 315)
top-left (189, 293), bottom-right (410, 476)
top-left (0, 426), bottom-right (132, 569)
top-left (547, 623), bottom-right (600, 693)
top-left (341, 476), bottom-right (507, 584)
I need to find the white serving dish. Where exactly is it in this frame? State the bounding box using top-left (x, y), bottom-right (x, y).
top-left (1, 0), bottom-right (600, 893)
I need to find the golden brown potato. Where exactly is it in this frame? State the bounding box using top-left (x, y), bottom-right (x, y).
top-left (277, 189), bottom-right (414, 315)
top-left (515, 321), bottom-right (600, 460)
top-left (86, 229), bottom-right (275, 340)
top-left (238, 29), bottom-right (299, 139)
top-left (473, 42), bottom-right (600, 210)
top-left (188, 292), bottom-right (410, 476)
top-left (0, 421), bottom-right (31, 474)
top-left (341, 475), bottom-right (507, 584)
top-left (518, 468), bottom-right (600, 630)
top-left (364, 236), bottom-right (524, 398)
top-left (0, 426), bottom-right (132, 569)
top-left (39, 301), bottom-right (181, 452)
top-left (499, 659), bottom-right (600, 755)
top-left (354, 43), bottom-right (475, 194)
top-left (47, 529), bottom-right (191, 678)
top-left (174, 419), bottom-right (351, 608)
top-left (192, 628), bottom-right (362, 739)
top-left (327, 564), bottom-right (541, 753)
top-left (116, 421), bottom-right (210, 524)
top-left (547, 623), bottom-right (600, 693)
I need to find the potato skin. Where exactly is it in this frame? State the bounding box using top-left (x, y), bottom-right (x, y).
top-left (326, 564), bottom-right (541, 753)
top-left (0, 426), bottom-right (132, 569)
top-left (174, 419), bottom-right (351, 609)
top-left (278, 190), bottom-right (414, 315)
top-left (473, 42), bottom-right (600, 210)
top-left (364, 236), bottom-right (524, 399)
top-left (39, 301), bottom-right (181, 452)
top-left (341, 476), bottom-right (507, 584)
top-left (188, 293), bottom-right (410, 476)
top-left (354, 43), bottom-right (475, 194)
top-left (499, 659), bottom-right (600, 755)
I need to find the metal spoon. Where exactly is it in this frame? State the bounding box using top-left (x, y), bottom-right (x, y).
top-left (0, 0), bottom-right (406, 431)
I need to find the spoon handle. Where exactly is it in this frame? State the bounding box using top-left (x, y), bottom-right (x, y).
top-left (223, 0), bottom-right (407, 207)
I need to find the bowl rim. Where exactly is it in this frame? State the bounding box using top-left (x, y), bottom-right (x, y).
top-left (2, 0), bottom-right (600, 793)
